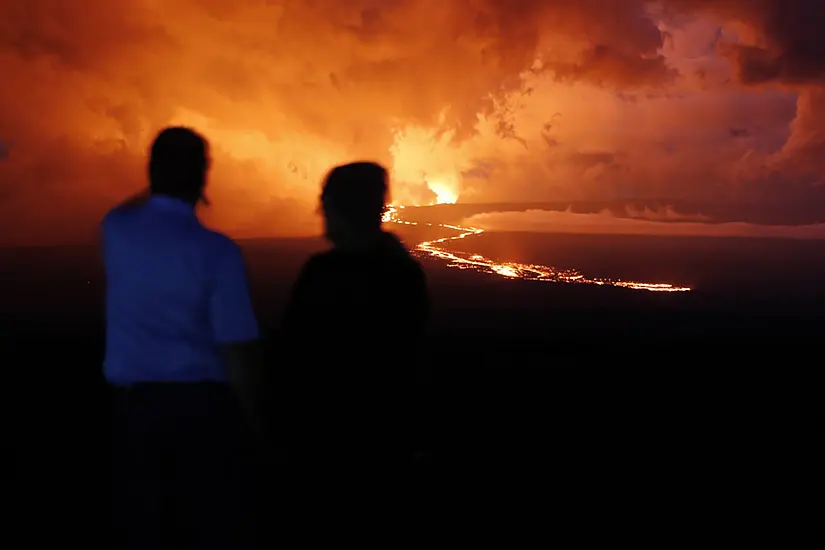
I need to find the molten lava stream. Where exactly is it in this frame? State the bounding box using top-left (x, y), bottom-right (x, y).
top-left (383, 206), bottom-right (690, 293)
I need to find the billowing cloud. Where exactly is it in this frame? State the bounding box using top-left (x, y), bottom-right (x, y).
top-left (1, 0), bottom-right (824, 244)
top-left (661, 0), bottom-right (825, 204)
top-left (665, 0), bottom-right (825, 86)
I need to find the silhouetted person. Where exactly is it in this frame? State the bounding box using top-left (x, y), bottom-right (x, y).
top-left (103, 127), bottom-right (264, 548)
top-left (278, 162), bottom-right (429, 515)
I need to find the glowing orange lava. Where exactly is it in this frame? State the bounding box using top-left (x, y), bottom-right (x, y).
top-left (384, 206), bottom-right (691, 292)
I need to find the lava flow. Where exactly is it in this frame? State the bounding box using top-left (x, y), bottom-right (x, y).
top-left (383, 206), bottom-right (691, 292)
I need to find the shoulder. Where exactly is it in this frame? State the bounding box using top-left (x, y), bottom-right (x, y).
top-left (308, 249), bottom-right (336, 267)
top-left (204, 229), bottom-right (238, 250)
top-left (203, 230), bottom-right (246, 266)
top-left (390, 255), bottom-right (427, 303)
top-left (394, 250), bottom-right (426, 284)
top-left (292, 251), bottom-right (345, 291)
top-left (102, 192), bottom-right (154, 224)
top-left (101, 203), bottom-right (132, 230)
top-left (404, 257), bottom-right (427, 292)
top-left (100, 203), bottom-right (144, 241)
top-left (410, 258), bottom-right (427, 282)
top-left (299, 251), bottom-right (336, 278)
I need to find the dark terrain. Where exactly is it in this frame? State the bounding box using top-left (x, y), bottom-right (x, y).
top-left (0, 229), bottom-right (817, 542)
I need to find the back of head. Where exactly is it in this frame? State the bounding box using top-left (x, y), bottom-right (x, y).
top-left (321, 162), bottom-right (388, 233)
top-left (148, 127), bottom-right (209, 204)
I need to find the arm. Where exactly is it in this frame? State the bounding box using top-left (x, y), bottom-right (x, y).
top-left (209, 241), bottom-right (267, 438)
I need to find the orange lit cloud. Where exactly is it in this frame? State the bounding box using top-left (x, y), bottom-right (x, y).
top-left (1, 1), bottom-right (824, 244)
top-left (464, 208), bottom-right (825, 240)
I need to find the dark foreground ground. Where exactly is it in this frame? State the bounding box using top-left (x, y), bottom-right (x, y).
top-left (0, 231), bottom-right (819, 543)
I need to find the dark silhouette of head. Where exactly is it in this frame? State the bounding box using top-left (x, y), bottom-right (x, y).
top-left (321, 162), bottom-right (388, 246)
top-left (148, 127), bottom-right (209, 205)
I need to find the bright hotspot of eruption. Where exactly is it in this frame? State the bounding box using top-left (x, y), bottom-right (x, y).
top-left (383, 206), bottom-right (691, 293)
top-left (428, 180), bottom-right (459, 205)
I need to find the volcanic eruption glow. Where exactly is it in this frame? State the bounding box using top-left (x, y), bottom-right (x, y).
top-left (427, 181), bottom-right (459, 205)
top-left (383, 206), bottom-right (691, 292)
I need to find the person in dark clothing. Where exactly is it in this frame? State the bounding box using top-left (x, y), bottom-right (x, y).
top-left (277, 162), bottom-right (430, 497)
